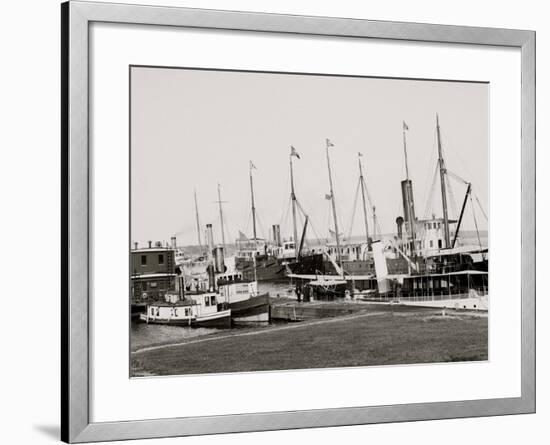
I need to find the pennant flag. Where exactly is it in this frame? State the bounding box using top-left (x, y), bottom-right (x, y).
top-left (325, 193), bottom-right (332, 200)
top-left (290, 146), bottom-right (301, 159)
top-left (403, 121), bottom-right (409, 131)
top-left (326, 138), bottom-right (334, 147)
top-left (358, 152), bottom-right (363, 157)
top-left (249, 161), bottom-right (257, 170)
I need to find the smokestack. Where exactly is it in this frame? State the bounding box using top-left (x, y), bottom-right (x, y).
top-left (170, 236), bottom-right (177, 249)
top-left (213, 246), bottom-right (226, 273)
top-left (206, 224), bottom-right (214, 257)
top-left (148, 240), bottom-right (152, 248)
top-left (396, 216), bottom-right (404, 240)
top-left (133, 242), bottom-right (138, 250)
top-left (207, 264), bottom-right (216, 292)
top-left (272, 224), bottom-right (281, 247)
top-left (401, 179), bottom-right (416, 223)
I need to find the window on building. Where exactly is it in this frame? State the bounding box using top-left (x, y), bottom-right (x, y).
top-left (210, 296), bottom-right (217, 306)
top-left (429, 240), bottom-right (433, 248)
top-left (141, 255), bottom-right (147, 266)
top-left (205, 296), bottom-right (210, 307)
top-left (158, 254), bottom-right (164, 265)
top-left (438, 239), bottom-right (443, 248)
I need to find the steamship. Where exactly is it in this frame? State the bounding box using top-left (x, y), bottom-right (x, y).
top-left (285, 118), bottom-right (488, 310)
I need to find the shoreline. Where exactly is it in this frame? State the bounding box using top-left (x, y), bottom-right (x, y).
top-left (131, 304), bottom-right (488, 377)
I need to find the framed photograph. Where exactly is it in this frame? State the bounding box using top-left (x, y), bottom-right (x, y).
top-left (62, 1), bottom-right (535, 442)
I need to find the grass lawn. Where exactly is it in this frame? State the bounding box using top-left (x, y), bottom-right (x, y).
top-left (131, 308), bottom-right (487, 376)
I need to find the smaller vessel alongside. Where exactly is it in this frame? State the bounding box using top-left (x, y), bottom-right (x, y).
top-left (139, 290), bottom-right (232, 328)
top-left (216, 270), bottom-right (270, 323)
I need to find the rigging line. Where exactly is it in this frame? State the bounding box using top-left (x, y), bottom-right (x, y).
top-left (279, 197), bottom-right (292, 237)
top-left (243, 212), bottom-right (252, 239)
top-left (255, 211), bottom-right (268, 241)
top-left (346, 180), bottom-right (361, 241)
top-left (446, 169), bottom-right (469, 185)
top-left (278, 195), bottom-right (291, 228)
top-left (469, 193), bottom-right (484, 254)
top-left (474, 193), bottom-right (488, 221)
top-left (446, 174), bottom-right (459, 220)
top-left (420, 130), bottom-right (439, 216)
top-left (423, 163), bottom-right (440, 218)
top-left (295, 199), bottom-right (323, 246)
top-left (324, 200), bottom-right (332, 243)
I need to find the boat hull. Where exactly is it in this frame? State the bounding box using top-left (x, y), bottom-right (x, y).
top-left (139, 309), bottom-right (232, 328)
top-left (195, 309), bottom-right (232, 328)
top-left (399, 294), bottom-right (488, 311)
top-left (235, 256), bottom-right (287, 282)
top-left (229, 293), bottom-right (270, 324)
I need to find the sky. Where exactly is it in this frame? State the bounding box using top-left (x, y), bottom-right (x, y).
top-left (130, 66), bottom-right (488, 247)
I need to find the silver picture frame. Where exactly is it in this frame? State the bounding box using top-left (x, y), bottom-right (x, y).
top-left (61, 1), bottom-right (535, 442)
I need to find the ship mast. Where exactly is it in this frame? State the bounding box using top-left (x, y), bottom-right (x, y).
top-left (325, 139), bottom-right (342, 268)
top-left (402, 122), bottom-right (416, 254)
top-left (289, 149), bottom-right (299, 249)
top-left (216, 183), bottom-right (226, 249)
top-left (372, 206), bottom-right (378, 239)
top-left (358, 153), bottom-right (371, 250)
top-left (193, 189), bottom-right (203, 252)
top-left (249, 161), bottom-right (258, 248)
top-left (436, 114), bottom-right (451, 248)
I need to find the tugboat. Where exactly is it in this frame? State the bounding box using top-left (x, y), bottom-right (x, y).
top-left (139, 290), bottom-right (232, 328)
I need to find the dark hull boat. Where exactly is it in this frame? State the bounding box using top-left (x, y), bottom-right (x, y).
top-left (235, 256), bottom-right (287, 282)
top-left (229, 293), bottom-right (270, 324)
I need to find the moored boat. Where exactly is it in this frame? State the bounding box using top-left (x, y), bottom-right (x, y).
top-left (398, 270), bottom-right (488, 310)
top-left (139, 291), bottom-right (231, 328)
top-left (216, 271), bottom-right (270, 324)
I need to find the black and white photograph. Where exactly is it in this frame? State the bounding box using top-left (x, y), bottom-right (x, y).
top-left (1, 0), bottom-right (543, 443)
top-left (130, 66), bottom-right (489, 377)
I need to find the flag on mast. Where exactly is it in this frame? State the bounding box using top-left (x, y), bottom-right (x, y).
top-left (403, 121), bottom-right (409, 131)
top-left (290, 146), bottom-right (301, 159)
top-left (250, 160), bottom-right (257, 170)
top-left (358, 152), bottom-right (363, 157)
top-left (326, 138), bottom-right (334, 147)
top-left (325, 193), bottom-right (332, 200)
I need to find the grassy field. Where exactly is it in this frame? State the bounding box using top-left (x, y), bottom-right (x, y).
top-left (131, 306), bottom-right (487, 376)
